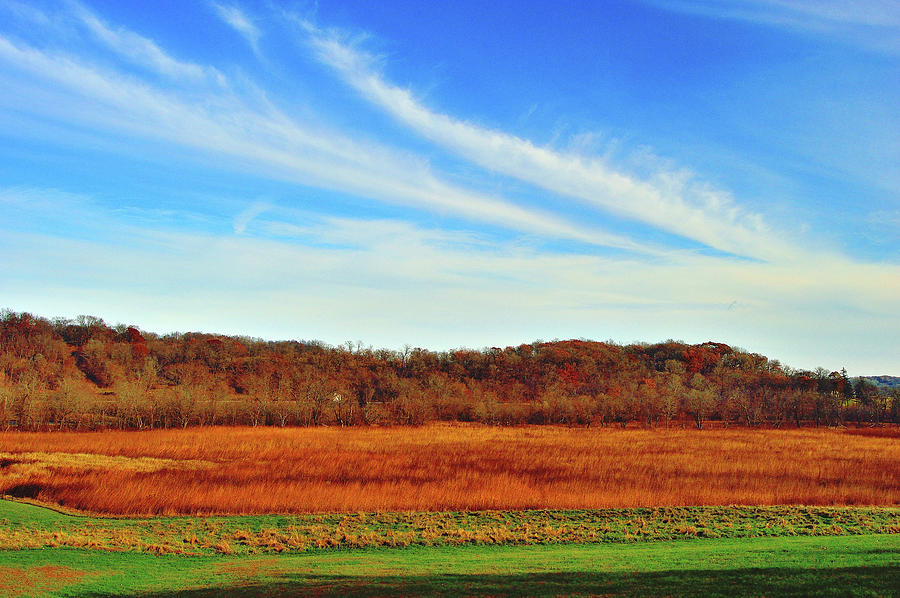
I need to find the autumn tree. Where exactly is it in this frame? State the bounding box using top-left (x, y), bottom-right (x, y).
top-left (685, 373), bottom-right (716, 429)
top-left (3, 308), bottom-right (896, 429)
top-left (49, 375), bottom-right (94, 429)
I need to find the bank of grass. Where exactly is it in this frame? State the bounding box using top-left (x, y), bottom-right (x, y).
top-left (3, 426), bottom-right (899, 514)
top-left (2, 501), bottom-right (899, 596)
top-left (2, 535), bottom-right (899, 597)
top-left (2, 499), bottom-right (899, 556)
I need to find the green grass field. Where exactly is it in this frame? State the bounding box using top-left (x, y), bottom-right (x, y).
top-left (1, 499), bottom-right (898, 597)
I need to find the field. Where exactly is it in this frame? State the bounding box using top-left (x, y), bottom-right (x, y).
top-left (1, 425), bottom-right (899, 515)
top-left (4, 534), bottom-right (900, 597)
top-left (1, 499), bottom-right (899, 597)
top-left (1, 425), bottom-right (899, 596)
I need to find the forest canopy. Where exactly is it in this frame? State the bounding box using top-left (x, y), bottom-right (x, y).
top-left (0, 309), bottom-right (896, 430)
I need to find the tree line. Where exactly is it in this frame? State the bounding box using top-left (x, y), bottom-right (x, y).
top-left (0, 309), bottom-right (896, 430)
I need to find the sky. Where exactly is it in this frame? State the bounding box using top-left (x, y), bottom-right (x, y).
top-left (0, 0), bottom-right (897, 375)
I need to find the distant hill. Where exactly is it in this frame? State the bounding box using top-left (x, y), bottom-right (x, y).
top-left (860, 375), bottom-right (900, 390)
top-left (1, 308), bottom-right (895, 430)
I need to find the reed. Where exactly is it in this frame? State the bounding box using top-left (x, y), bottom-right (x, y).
top-left (1, 424), bottom-right (897, 515)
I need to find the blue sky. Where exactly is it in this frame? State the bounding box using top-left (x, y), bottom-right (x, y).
top-left (0, 0), bottom-right (897, 374)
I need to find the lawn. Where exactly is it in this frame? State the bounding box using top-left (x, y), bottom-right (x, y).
top-left (3, 534), bottom-right (899, 597)
top-left (1, 499), bottom-right (899, 597)
top-left (2, 425), bottom-right (899, 596)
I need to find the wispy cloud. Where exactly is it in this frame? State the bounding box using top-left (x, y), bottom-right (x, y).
top-left (70, 2), bottom-right (225, 85)
top-left (210, 2), bottom-right (261, 52)
top-left (233, 201), bottom-right (271, 235)
top-left (2, 189), bottom-right (898, 371)
top-left (1, 3), bottom-right (896, 372)
top-left (0, 0), bottom-right (225, 85)
top-left (0, 12), bottom-right (651, 254)
top-left (299, 19), bottom-right (808, 263)
top-left (644, 0), bottom-right (900, 55)
top-left (0, 0), bottom-right (54, 28)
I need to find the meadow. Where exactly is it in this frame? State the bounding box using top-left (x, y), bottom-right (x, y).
top-left (1, 425), bottom-right (898, 515)
top-left (2, 425), bottom-right (899, 596)
top-left (5, 534), bottom-right (900, 597)
top-left (1, 499), bottom-right (899, 597)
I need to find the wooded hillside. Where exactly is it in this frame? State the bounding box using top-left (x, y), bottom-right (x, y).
top-left (1, 309), bottom-right (896, 430)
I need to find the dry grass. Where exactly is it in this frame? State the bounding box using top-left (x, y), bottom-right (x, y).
top-left (0, 565), bottom-right (89, 597)
top-left (3, 504), bottom-right (897, 555)
top-left (0, 424), bottom-right (898, 515)
top-left (0, 451), bottom-right (213, 480)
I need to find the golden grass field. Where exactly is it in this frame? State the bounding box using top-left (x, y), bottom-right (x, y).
top-left (1, 424), bottom-right (898, 515)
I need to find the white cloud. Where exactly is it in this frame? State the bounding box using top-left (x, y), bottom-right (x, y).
top-left (1, 6), bottom-right (897, 372)
top-left (0, 31), bottom-right (654, 253)
top-left (644, 0), bottom-right (900, 55)
top-left (0, 0), bottom-right (54, 28)
top-left (299, 20), bottom-right (810, 263)
top-left (233, 201), bottom-right (271, 235)
top-left (666, 0), bottom-right (900, 30)
top-left (210, 2), bottom-right (261, 52)
top-left (2, 192), bottom-right (898, 372)
top-left (70, 2), bottom-right (225, 85)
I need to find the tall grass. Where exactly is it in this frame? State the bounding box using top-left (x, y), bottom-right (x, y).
top-left (1, 424), bottom-right (897, 515)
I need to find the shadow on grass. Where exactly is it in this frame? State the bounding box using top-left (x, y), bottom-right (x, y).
top-left (85, 565), bottom-right (900, 597)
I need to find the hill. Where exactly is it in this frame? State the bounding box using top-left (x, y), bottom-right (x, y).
top-left (0, 308), bottom-right (896, 430)
top-left (860, 375), bottom-right (900, 390)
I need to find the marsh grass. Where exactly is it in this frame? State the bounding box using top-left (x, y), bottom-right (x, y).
top-left (1, 499), bottom-right (898, 556)
top-left (0, 451), bottom-right (213, 479)
top-left (1, 425), bottom-right (898, 514)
